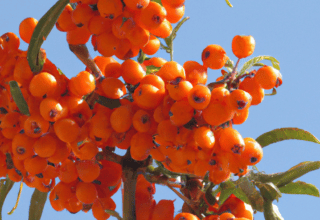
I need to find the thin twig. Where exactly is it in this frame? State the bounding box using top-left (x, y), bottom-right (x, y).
top-left (7, 181), bottom-right (23, 215)
top-left (105, 209), bottom-right (123, 220)
top-left (167, 182), bottom-right (192, 205)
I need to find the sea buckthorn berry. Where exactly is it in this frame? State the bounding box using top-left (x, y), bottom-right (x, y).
top-left (121, 59), bottom-right (146, 85)
top-left (57, 4), bottom-right (77, 32)
top-left (54, 118), bottom-right (80, 143)
top-left (149, 19), bottom-right (172, 38)
top-left (110, 105), bottom-right (134, 133)
top-left (88, 15), bottom-right (113, 36)
top-left (174, 213), bottom-right (200, 220)
top-left (126, 25), bottom-right (150, 48)
top-left (92, 198), bottom-right (116, 220)
top-left (143, 57), bottom-right (167, 67)
top-left (24, 114), bottom-right (49, 138)
top-left (13, 57), bottom-right (34, 87)
top-left (124, 0), bottom-right (150, 10)
top-left (142, 35), bottom-right (160, 55)
top-left (139, 2), bottom-right (167, 30)
top-left (170, 100), bottom-right (194, 126)
top-left (90, 56), bottom-right (117, 75)
top-left (183, 61), bottom-right (208, 86)
top-left (151, 200), bottom-right (174, 220)
top-left (188, 84), bottom-right (211, 110)
top-left (254, 65), bottom-right (282, 90)
top-left (202, 103), bottom-right (234, 127)
top-left (202, 44), bottom-right (228, 70)
top-left (229, 89), bottom-right (252, 111)
top-left (194, 126), bottom-right (215, 151)
top-left (12, 133), bottom-right (36, 160)
top-left (232, 35), bottom-right (255, 59)
top-left (72, 3), bottom-right (95, 27)
top-left (133, 110), bottom-right (152, 132)
top-left (219, 127), bottom-right (245, 155)
top-left (65, 196), bottom-right (83, 214)
top-left (76, 182), bottom-right (98, 204)
top-left (97, 0), bottom-right (123, 19)
top-left (241, 137), bottom-right (263, 166)
top-left (157, 61), bottom-right (186, 83)
top-left (130, 132), bottom-right (154, 161)
top-left (47, 141), bottom-right (70, 164)
top-left (29, 72), bottom-right (57, 98)
top-left (104, 62), bottom-right (122, 78)
top-left (40, 98), bottom-right (66, 122)
top-left (167, 80), bottom-right (193, 101)
top-left (69, 71), bottom-right (96, 96)
top-left (33, 134), bottom-right (57, 158)
top-left (101, 77), bottom-right (126, 99)
top-left (153, 105), bottom-right (169, 123)
top-left (76, 160), bottom-right (101, 183)
top-left (24, 156), bottom-right (48, 175)
top-left (140, 74), bottom-right (165, 91)
top-left (59, 159), bottom-right (79, 183)
top-left (7, 168), bottom-right (23, 182)
top-left (218, 212), bottom-right (236, 220)
top-left (157, 120), bottom-right (178, 142)
top-left (97, 160), bottom-right (122, 187)
top-left (112, 14), bottom-right (135, 39)
top-left (162, 2), bottom-right (185, 23)
top-left (114, 38), bottom-right (140, 60)
top-left (133, 84), bottom-right (165, 110)
top-left (232, 108), bottom-right (249, 125)
top-left (1, 32), bottom-right (20, 54)
top-left (19, 17), bottom-right (38, 44)
top-left (239, 77), bottom-right (264, 105)
top-left (66, 26), bottom-right (92, 45)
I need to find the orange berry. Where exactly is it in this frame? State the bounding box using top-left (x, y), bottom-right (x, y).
top-left (151, 200), bottom-right (174, 220)
top-left (202, 44), bottom-right (228, 70)
top-left (194, 126), bottom-right (215, 151)
top-left (124, 0), bottom-right (150, 10)
top-left (29, 72), bottom-right (57, 98)
top-left (110, 105), bottom-right (134, 133)
top-left (218, 213), bottom-right (235, 220)
top-left (139, 2), bottom-right (167, 30)
top-left (241, 137), bottom-right (263, 166)
top-left (219, 127), bottom-right (245, 155)
top-left (167, 80), bottom-right (193, 101)
top-left (229, 89), bottom-right (252, 111)
top-left (72, 3), bottom-right (95, 27)
top-left (133, 84), bottom-right (165, 110)
top-left (54, 118), bottom-right (80, 143)
top-left (188, 84), bottom-right (211, 110)
top-left (101, 77), bottom-right (126, 99)
top-left (47, 141), bottom-right (70, 164)
top-left (57, 4), bottom-right (77, 32)
top-left (121, 59), bottom-right (146, 85)
top-left (69, 71), bottom-right (95, 96)
top-left (97, 0), bottom-right (123, 19)
top-left (149, 19), bottom-right (172, 38)
top-left (59, 159), bottom-right (79, 183)
top-left (114, 38), bottom-right (140, 60)
top-left (126, 25), bottom-right (150, 48)
top-left (142, 35), bottom-right (160, 55)
top-left (33, 134), bottom-right (58, 158)
top-left (162, 2), bottom-right (185, 23)
top-left (239, 77), bottom-right (264, 105)
top-left (157, 120), bottom-right (178, 142)
top-left (157, 61), bottom-right (186, 83)
top-left (24, 156), bottom-right (48, 175)
top-left (39, 98), bottom-right (66, 122)
top-left (254, 65), bottom-right (282, 90)
top-left (76, 160), bottom-right (101, 183)
top-left (88, 15), bottom-right (113, 36)
top-left (66, 26), bottom-right (92, 45)
top-left (24, 114), bottom-right (50, 138)
top-left (232, 35), bottom-right (255, 59)
top-left (161, 0), bottom-right (185, 8)
top-left (232, 108), bottom-right (249, 125)
top-left (92, 198), bottom-right (116, 220)
top-left (174, 213), bottom-right (200, 220)
top-left (170, 100), bottom-right (194, 126)
top-left (12, 133), bottom-right (36, 160)
top-left (183, 61), bottom-right (207, 86)
top-left (76, 182), bottom-right (98, 204)
top-left (13, 57), bottom-right (34, 87)
top-left (19, 17), bottom-right (38, 44)
top-left (130, 132), bottom-right (154, 161)
top-left (133, 110), bottom-right (152, 132)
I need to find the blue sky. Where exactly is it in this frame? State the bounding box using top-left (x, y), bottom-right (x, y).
top-left (1, 0), bottom-right (320, 219)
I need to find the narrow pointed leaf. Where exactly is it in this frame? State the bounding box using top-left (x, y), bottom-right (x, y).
top-left (279, 181), bottom-right (320, 197)
top-left (256, 127), bottom-right (320, 148)
top-left (165, 17), bottom-right (190, 46)
top-left (219, 181), bottom-right (236, 206)
top-left (7, 182), bottom-right (23, 215)
top-left (97, 95), bottom-right (121, 109)
top-left (0, 176), bottom-right (14, 220)
top-left (253, 161), bottom-right (320, 188)
top-left (233, 187), bottom-right (251, 205)
top-left (146, 65), bottom-right (161, 74)
top-left (239, 55), bottom-right (280, 76)
top-left (28, 189), bottom-right (48, 220)
top-left (9, 81), bottom-right (30, 116)
top-left (27, 0), bottom-right (69, 72)
top-left (151, 0), bottom-right (162, 6)
top-left (265, 88), bottom-right (277, 96)
top-left (225, 0), bottom-right (233, 7)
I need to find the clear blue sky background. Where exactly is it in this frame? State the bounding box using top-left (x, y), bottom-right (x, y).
top-left (1, 0), bottom-right (320, 219)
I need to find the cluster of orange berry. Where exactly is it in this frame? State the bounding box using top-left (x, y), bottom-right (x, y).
top-left (55, 0), bottom-right (185, 59)
top-left (0, 8), bottom-right (282, 219)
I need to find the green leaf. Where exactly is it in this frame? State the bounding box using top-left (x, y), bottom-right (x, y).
top-left (233, 187), bottom-right (251, 205)
top-left (279, 181), bottom-right (320, 197)
top-left (151, 0), bottom-right (162, 6)
top-left (7, 182), bottom-right (23, 215)
top-left (225, 0), bottom-right (233, 8)
top-left (97, 95), bottom-right (121, 109)
top-left (236, 175), bottom-right (264, 212)
top-left (28, 189), bottom-right (48, 220)
top-left (239, 55), bottom-right (280, 76)
top-left (265, 88), bottom-right (277, 96)
top-left (9, 81), bottom-right (30, 116)
top-left (0, 176), bottom-right (14, 220)
top-left (256, 127), bottom-right (320, 148)
top-left (27, 0), bottom-right (69, 72)
top-left (146, 65), bottom-right (161, 74)
top-left (219, 181), bottom-right (237, 206)
top-left (255, 182), bottom-right (282, 202)
top-left (164, 16), bottom-right (190, 48)
top-left (252, 161), bottom-right (320, 188)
